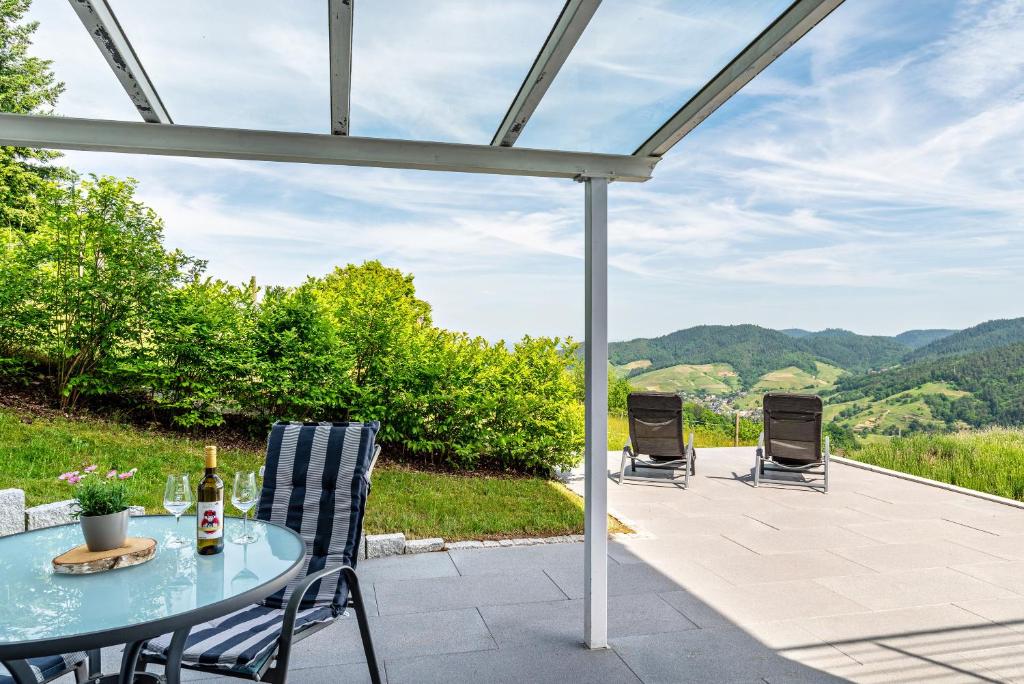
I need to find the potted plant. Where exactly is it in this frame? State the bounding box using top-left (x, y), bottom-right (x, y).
top-left (59, 465), bottom-right (138, 552)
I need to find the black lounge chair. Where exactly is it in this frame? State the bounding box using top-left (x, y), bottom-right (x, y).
top-left (139, 421), bottom-right (383, 684)
top-left (618, 392), bottom-right (695, 486)
top-left (755, 393), bottom-right (830, 492)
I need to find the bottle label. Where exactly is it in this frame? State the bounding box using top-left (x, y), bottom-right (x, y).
top-left (198, 501), bottom-right (223, 540)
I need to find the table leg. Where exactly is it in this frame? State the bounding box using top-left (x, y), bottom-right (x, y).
top-left (0, 660), bottom-right (37, 684)
top-left (119, 641), bottom-right (145, 684)
top-left (163, 629), bottom-right (190, 684)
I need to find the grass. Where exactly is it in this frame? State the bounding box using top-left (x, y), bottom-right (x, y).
top-left (847, 428), bottom-right (1024, 501)
top-left (734, 362), bottom-right (843, 410)
top-left (0, 409), bottom-right (627, 542)
top-left (629, 362), bottom-right (740, 394)
top-left (608, 412), bottom-right (756, 450)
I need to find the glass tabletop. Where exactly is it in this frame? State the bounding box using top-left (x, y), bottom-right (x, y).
top-left (0, 515), bottom-right (305, 651)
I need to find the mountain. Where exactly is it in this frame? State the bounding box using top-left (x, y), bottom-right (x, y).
top-left (781, 328), bottom-right (812, 339)
top-left (905, 318), bottom-right (1024, 362)
top-left (795, 329), bottom-right (908, 371)
top-left (610, 325), bottom-right (907, 389)
top-left (830, 341), bottom-right (1024, 428)
top-left (609, 325), bottom-right (818, 388)
top-left (894, 329), bottom-right (957, 350)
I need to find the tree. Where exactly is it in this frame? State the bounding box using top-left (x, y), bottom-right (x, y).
top-left (27, 176), bottom-right (196, 408)
top-left (0, 0), bottom-right (68, 230)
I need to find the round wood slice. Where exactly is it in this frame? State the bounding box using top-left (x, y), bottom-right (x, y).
top-left (52, 537), bottom-right (157, 575)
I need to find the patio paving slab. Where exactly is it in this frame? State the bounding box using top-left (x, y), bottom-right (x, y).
top-left (356, 549), bottom-right (459, 584)
top-left (447, 541), bottom-right (605, 576)
top-left (721, 525), bottom-right (878, 555)
top-left (373, 568), bottom-right (567, 615)
top-left (815, 566), bottom-right (1017, 610)
top-left (478, 593), bottom-right (697, 647)
top-left (953, 560), bottom-right (1024, 595)
top-left (384, 644), bottom-right (641, 684)
top-left (693, 549), bottom-right (875, 586)
top-left (829, 540), bottom-right (1002, 572)
top-left (955, 596), bottom-right (1024, 633)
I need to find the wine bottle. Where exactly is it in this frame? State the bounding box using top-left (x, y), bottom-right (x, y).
top-left (196, 445), bottom-right (225, 555)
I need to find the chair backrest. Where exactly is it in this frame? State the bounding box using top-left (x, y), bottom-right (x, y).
top-left (256, 420), bottom-right (379, 613)
top-left (763, 393), bottom-right (822, 465)
top-left (627, 392), bottom-right (685, 460)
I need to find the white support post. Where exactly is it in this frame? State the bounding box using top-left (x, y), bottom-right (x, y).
top-left (583, 176), bottom-right (609, 649)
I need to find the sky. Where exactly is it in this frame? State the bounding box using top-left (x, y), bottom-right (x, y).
top-left (22, 0), bottom-right (1024, 343)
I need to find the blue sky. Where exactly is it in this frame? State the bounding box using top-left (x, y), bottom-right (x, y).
top-left (24, 0), bottom-right (1024, 342)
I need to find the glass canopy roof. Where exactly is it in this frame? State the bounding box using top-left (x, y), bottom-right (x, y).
top-left (20, 0), bottom-right (827, 165)
top-left (516, 0), bottom-right (795, 154)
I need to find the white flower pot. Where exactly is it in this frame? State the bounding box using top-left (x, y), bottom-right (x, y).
top-left (80, 509), bottom-right (129, 552)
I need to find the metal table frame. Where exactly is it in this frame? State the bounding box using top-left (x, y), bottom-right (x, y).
top-left (0, 516), bottom-right (307, 684)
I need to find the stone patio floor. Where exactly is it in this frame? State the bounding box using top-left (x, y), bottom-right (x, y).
top-left (102, 447), bottom-right (1024, 683)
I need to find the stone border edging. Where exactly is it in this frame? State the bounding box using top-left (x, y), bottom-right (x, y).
top-left (832, 456), bottom-right (1024, 511)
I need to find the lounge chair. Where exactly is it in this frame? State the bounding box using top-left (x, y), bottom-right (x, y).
top-left (139, 421), bottom-right (383, 684)
top-left (754, 393), bottom-right (829, 492)
top-left (0, 652), bottom-right (95, 684)
top-left (618, 392), bottom-right (695, 486)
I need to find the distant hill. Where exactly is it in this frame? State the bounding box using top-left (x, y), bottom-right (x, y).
top-left (781, 328), bottom-right (812, 339)
top-left (610, 324), bottom-right (907, 388)
top-left (905, 318), bottom-right (1024, 362)
top-left (895, 329), bottom-right (957, 350)
top-left (609, 325), bottom-right (817, 388)
top-left (795, 329), bottom-right (907, 371)
top-left (830, 341), bottom-right (1024, 427)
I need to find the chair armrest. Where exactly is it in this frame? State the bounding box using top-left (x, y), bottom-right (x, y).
top-left (366, 444), bottom-right (382, 482)
top-left (276, 564), bottom-right (350, 675)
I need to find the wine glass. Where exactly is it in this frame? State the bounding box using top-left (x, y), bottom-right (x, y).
top-left (163, 474), bottom-right (192, 548)
top-left (231, 471), bottom-right (259, 544)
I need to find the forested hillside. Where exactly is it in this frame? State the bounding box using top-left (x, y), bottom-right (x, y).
top-left (794, 329), bottom-right (907, 371)
top-left (829, 342), bottom-right (1024, 427)
top-left (609, 325), bottom-right (819, 388)
top-left (895, 329), bottom-right (957, 350)
top-left (905, 318), bottom-right (1024, 362)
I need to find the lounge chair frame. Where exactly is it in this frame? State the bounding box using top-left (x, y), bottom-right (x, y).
top-left (754, 393), bottom-right (829, 492)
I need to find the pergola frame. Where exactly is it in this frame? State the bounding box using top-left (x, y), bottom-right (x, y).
top-left (0, 0), bottom-right (844, 651)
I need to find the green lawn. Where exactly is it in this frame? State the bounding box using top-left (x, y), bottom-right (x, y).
top-left (629, 362), bottom-right (741, 394)
top-left (847, 428), bottom-right (1024, 501)
top-left (0, 409), bottom-right (624, 541)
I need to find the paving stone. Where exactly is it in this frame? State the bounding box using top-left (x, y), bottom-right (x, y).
top-left (815, 567), bottom-right (1016, 611)
top-left (952, 560), bottom-right (1024, 594)
top-left (386, 644), bottom-right (641, 684)
top-left (365, 532), bottom-right (405, 559)
top-left (0, 488), bottom-right (25, 536)
top-left (745, 507), bottom-right (881, 530)
top-left (842, 518), bottom-right (996, 545)
top-left (612, 626), bottom-right (832, 683)
top-left (448, 541), bottom-right (594, 576)
top-left (952, 532), bottom-right (1024, 560)
top-left (830, 540), bottom-right (1001, 572)
top-left (693, 549), bottom-right (874, 586)
top-left (359, 551), bottom-right (458, 584)
top-left (403, 537), bottom-right (444, 554)
top-left (478, 593), bottom-right (697, 647)
top-left (543, 559), bottom-right (684, 599)
top-left (609, 534), bottom-right (754, 565)
top-left (954, 596), bottom-right (1024, 632)
top-left (25, 499), bottom-right (76, 530)
top-left (721, 525), bottom-right (877, 555)
top-left (374, 568), bottom-right (567, 615)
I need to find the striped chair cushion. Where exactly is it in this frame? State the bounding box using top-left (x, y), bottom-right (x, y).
top-left (0, 653), bottom-right (87, 683)
top-left (256, 421), bottom-right (379, 612)
top-left (143, 604), bottom-right (335, 676)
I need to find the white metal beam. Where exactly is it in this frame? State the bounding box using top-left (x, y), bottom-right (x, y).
top-left (491, 0), bottom-right (601, 147)
top-left (328, 0), bottom-right (354, 135)
top-left (634, 0), bottom-right (844, 158)
top-left (0, 114), bottom-right (657, 182)
top-left (583, 176), bottom-right (609, 649)
top-left (67, 0), bottom-right (171, 124)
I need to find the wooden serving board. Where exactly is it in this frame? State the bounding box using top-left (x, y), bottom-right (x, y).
top-left (52, 537), bottom-right (157, 575)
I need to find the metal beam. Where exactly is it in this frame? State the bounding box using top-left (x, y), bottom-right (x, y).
top-left (67, 0), bottom-right (171, 124)
top-left (583, 176), bottom-right (609, 649)
top-left (328, 0), bottom-right (354, 135)
top-left (0, 114), bottom-right (657, 181)
top-left (633, 0), bottom-right (844, 158)
top-left (491, 0), bottom-right (601, 147)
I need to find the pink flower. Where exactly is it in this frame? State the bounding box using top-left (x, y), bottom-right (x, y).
top-left (58, 471), bottom-right (79, 481)
top-left (67, 474), bottom-right (82, 484)
top-left (106, 469), bottom-right (118, 479)
top-left (118, 471), bottom-right (134, 480)
top-left (83, 465), bottom-right (98, 473)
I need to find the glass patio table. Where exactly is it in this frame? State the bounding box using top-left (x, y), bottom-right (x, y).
top-left (0, 515), bottom-right (305, 684)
